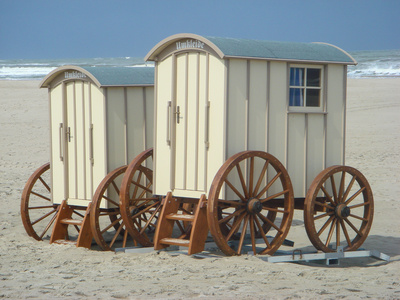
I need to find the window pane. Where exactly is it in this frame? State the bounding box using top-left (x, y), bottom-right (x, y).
top-left (290, 68), bottom-right (304, 86)
top-left (289, 88), bottom-right (304, 106)
top-left (306, 68), bottom-right (321, 87)
top-left (306, 89), bottom-right (320, 107)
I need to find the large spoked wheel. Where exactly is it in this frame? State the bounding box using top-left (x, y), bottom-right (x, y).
top-left (120, 148), bottom-right (161, 247)
top-left (208, 151), bottom-right (294, 256)
top-left (21, 163), bottom-right (58, 241)
top-left (91, 165), bottom-right (140, 251)
top-left (304, 166), bottom-right (374, 252)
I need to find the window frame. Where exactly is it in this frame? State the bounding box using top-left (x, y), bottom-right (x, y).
top-left (288, 64), bottom-right (324, 113)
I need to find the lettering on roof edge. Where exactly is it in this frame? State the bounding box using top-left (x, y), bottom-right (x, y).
top-left (65, 71), bottom-right (87, 79)
top-left (176, 39), bottom-right (204, 50)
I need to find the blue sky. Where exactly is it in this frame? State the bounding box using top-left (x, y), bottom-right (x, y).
top-left (1, 0), bottom-right (399, 59)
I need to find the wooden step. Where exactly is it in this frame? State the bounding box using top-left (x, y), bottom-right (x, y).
top-left (166, 213), bottom-right (195, 222)
top-left (53, 239), bottom-right (78, 246)
top-left (60, 218), bottom-right (83, 226)
top-left (160, 238), bottom-right (190, 247)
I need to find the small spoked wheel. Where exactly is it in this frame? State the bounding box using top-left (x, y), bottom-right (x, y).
top-left (21, 163), bottom-right (58, 241)
top-left (208, 151), bottom-right (294, 256)
top-left (120, 148), bottom-right (161, 247)
top-left (91, 165), bottom-right (139, 251)
top-left (304, 166), bottom-right (374, 252)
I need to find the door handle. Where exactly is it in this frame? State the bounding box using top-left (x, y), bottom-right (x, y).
top-left (175, 105), bottom-right (181, 124)
top-left (59, 123), bottom-right (64, 161)
top-left (66, 127), bottom-right (73, 142)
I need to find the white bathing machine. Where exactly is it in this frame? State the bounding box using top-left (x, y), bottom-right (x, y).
top-left (21, 66), bottom-right (154, 250)
top-left (119, 33), bottom-right (373, 257)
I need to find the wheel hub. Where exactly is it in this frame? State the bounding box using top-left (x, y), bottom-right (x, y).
top-left (335, 203), bottom-right (350, 219)
top-left (247, 198), bottom-right (262, 214)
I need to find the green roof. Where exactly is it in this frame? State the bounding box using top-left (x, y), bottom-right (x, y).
top-left (81, 66), bottom-right (154, 86)
top-left (205, 36), bottom-right (355, 64)
top-left (40, 65), bottom-right (154, 88)
top-left (145, 33), bottom-right (356, 65)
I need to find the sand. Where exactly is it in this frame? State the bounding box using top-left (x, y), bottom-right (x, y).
top-left (0, 79), bottom-right (399, 299)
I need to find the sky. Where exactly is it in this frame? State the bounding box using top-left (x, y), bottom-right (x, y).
top-left (0, 0), bottom-right (399, 60)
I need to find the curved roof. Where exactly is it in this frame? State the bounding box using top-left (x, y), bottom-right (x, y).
top-left (40, 65), bottom-right (154, 88)
top-left (145, 33), bottom-right (357, 65)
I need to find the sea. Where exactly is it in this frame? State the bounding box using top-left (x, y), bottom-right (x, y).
top-left (0, 50), bottom-right (399, 80)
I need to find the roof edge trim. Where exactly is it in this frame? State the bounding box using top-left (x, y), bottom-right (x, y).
top-left (39, 65), bottom-right (102, 88)
top-left (312, 42), bottom-right (358, 65)
top-left (144, 33), bottom-right (225, 61)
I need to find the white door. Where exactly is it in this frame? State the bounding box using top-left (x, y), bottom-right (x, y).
top-left (172, 52), bottom-right (209, 197)
top-left (64, 81), bottom-right (93, 205)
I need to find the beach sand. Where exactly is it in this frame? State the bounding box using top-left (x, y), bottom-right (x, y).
top-left (0, 79), bottom-right (399, 299)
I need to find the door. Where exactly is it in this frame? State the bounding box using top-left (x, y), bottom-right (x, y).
top-left (172, 52), bottom-right (209, 196)
top-left (64, 81), bottom-right (94, 205)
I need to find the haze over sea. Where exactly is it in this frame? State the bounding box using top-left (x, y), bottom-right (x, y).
top-left (0, 50), bottom-right (399, 80)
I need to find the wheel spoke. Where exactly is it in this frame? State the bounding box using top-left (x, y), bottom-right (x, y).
top-left (336, 219), bottom-right (340, 248)
top-left (349, 213), bottom-right (368, 221)
top-left (219, 208), bottom-right (246, 225)
top-left (28, 205), bottom-right (56, 210)
top-left (236, 214), bottom-right (250, 254)
top-left (225, 178), bottom-right (246, 202)
top-left (257, 212), bottom-right (282, 233)
top-left (39, 211), bottom-right (58, 239)
top-left (341, 175), bottom-right (356, 203)
top-left (348, 201), bottom-right (369, 209)
top-left (217, 199), bottom-right (245, 207)
top-left (109, 220), bottom-right (124, 248)
top-left (253, 160), bottom-right (269, 199)
top-left (225, 212), bottom-right (246, 241)
top-left (139, 204), bottom-right (161, 235)
top-left (344, 187), bottom-right (366, 206)
top-left (249, 157), bottom-right (254, 197)
top-left (254, 215), bottom-right (271, 249)
top-left (111, 180), bottom-right (120, 195)
top-left (30, 191), bottom-right (51, 201)
top-left (122, 227), bottom-right (129, 248)
top-left (261, 206), bottom-right (288, 214)
top-left (344, 217), bottom-right (363, 237)
top-left (256, 172), bottom-right (282, 199)
top-left (31, 208), bottom-right (57, 225)
top-left (313, 200), bottom-right (335, 211)
top-left (102, 195), bottom-right (119, 207)
top-left (38, 176), bottom-right (50, 192)
top-left (249, 216), bottom-right (257, 254)
top-left (314, 211), bottom-right (334, 221)
top-left (320, 186), bottom-right (336, 206)
top-left (260, 189), bottom-right (289, 204)
top-left (324, 218), bottom-right (337, 247)
top-left (130, 201), bottom-right (159, 220)
top-left (236, 164), bottom-right (249, 199)
top-left (317, 215), bottom-right (335, 236)
top-left (338, 171), bottom-right (346, 203)
top-left (340, 219), bottom-right (352, 247)
top-left (330, 175), bottom-right (339, 203)
top-left (100, 216), bottom-right (123, 234)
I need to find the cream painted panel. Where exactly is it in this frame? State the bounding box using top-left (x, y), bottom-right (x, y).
top-left (186, 52), bottom-right (199, 191)
top-left (74, 82), bottom-right (87, 200)
top-left (307, 114), bottom-right (325, 190)
top-left (66, 82), bottom-right (77, 200)
top-left (248, 60), bottom-right (267, 151)
top-left (268, 62), bottom-right (287, 165)
top-left (91, 85), bottom-right (107, 196)
top-left (83, 82), bottom-right (93, 200)
top-left (197, 53), bottom-right (207, 191)
top-left (154, 56), bottom-right (173, 195)
top-left (50, 84), bottom-right (65, 204)
top-left (107, 88), bottom-right (126, 172)
top-left (207, 55), bottom-right (226, 197)
top-left (326, 65), bottom-right (345, 167)
top-left (226, 59), bottom-right (247, 158)
top-left (145, 87), bottom-right (154, 152)
top-left (174, 53), bottom-right (187, 190)
top-left (287, 114), bottom-right (306, 197)
top-left (226, 59), bottom-right (247, 201)
top-left (127, 88), bottom-right (145, 162)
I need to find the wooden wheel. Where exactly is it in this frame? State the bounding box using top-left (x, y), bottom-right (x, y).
top-left (91, 165), bottom-right (139, 251)
top-left (304, 166), bottom-right (374, 252)
top-left (21, 163), bottom-right (58, 240)
top-left (208, 151), bottom-right (294, 256)
top-left (120, 148), bottom-right (161, 247)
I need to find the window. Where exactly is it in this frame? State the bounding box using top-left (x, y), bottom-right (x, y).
top-left (289, 66), bottom-right (322, 109)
